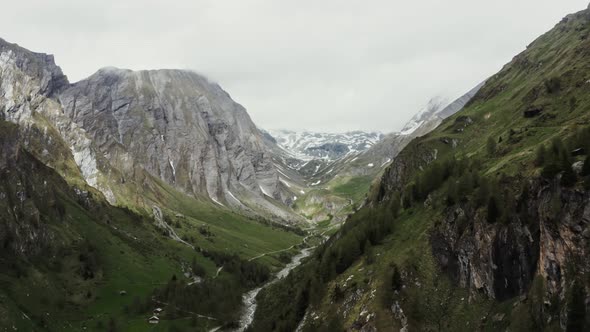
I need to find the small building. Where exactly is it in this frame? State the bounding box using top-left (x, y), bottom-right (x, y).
top-left (119, 290), bottom-right (127, 296)
top-left (148, 316), bottom-right (159, 324)
top-left (153, 308), bottom-right (163, 315)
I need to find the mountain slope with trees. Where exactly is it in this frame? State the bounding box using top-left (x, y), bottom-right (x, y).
top-left (250, 5), bottom-right (590, 331)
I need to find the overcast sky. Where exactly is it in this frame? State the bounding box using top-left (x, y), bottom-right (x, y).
top-left (1, 0), bottom-right (588, 132)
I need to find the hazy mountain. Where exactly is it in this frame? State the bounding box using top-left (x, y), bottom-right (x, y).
top-left (267, 129), bottom-right (383, 161)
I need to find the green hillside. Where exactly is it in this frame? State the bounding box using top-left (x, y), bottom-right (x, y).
top-left (250, 6), bottom-right (590, 332)
top-left (0, 121), bottom-right (303, 331)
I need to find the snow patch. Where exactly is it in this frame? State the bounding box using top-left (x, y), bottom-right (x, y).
top-left (400, 120), bottom-right (424, 136)
top-left (169, 159), bottom-right (176, 179)
top-left (311, 180), bottom-right (321, 186)
top-left (211, 196), bottom-right (225, 207)
top-left (280, 178), bottom-right (292, 188)
top-left (313, 164), bottom-right (320, 175)
top-left (227, 191), bottom-right (242, 204)
top-left (367, 163), bottom-right (374, 168)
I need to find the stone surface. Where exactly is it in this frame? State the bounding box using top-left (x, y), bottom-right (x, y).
top-left (57, 68), bottom-right (302, 222)
top-left (0, 37), bottom-right (301, 222)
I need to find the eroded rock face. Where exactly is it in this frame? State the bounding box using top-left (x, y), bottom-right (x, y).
top-left (58, 68), bottom-right (298, 221)
top-left (375, 144), bottom-right (438, 202)
top-left (0, 38), bottom-right (116, 202)
top-left (431, 179), bottom-right (590, 300)
top-left (0, 37), bottom-right (300, 222)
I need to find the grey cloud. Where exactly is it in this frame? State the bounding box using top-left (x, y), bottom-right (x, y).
top-left (1, 0), bottom-right (587, 132)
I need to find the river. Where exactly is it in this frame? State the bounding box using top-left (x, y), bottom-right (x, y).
top-left (233, 246), bottom-right (315, 332)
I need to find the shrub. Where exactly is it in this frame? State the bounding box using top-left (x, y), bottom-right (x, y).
top-left (582, 155), bottom-right (590, 176)
top-left (487, 195), bottom-right (501, 223)
top-left (535, 145), bottom-right (546, 166)
top-left (544, 76), bottom-right (562, 94)
top-left (487, 136), bottom-right (497, 156)
top-left (566, 280), bottom-right (587, 332)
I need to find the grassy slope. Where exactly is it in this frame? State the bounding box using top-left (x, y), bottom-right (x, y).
top-left (253, 6), bottom-right (590, 332)
top-left (0, 121), bottom-right (303, 331)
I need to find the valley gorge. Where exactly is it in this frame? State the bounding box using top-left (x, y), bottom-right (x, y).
top-left (2, 3), bottom-right (590, 332)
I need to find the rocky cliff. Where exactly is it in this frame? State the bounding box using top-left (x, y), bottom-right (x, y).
top-left (0, 37), bottom-right (301, 223)
top-left (58, 68), bottom-right (299, 221)
top-left (432, 178), bottom-right (590, 301)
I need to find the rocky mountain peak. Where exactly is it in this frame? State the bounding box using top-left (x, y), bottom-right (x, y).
top-left (0, 38), bottom-right (69, 99)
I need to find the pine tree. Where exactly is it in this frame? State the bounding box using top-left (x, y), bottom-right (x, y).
top-left (561, 150), bottom-right (576, 186)
top-left (391, 265), bottom-right (402, 291)
top-left (487, 195), bottom-right (500, 223)
top-left (566, 280), bottom-right (587, 332)
top-left (535, 145), bottom-right (546, 166)
top-left (487, 136), bottom-right (497, 156)
top-left (582, 155), bottom-right (590, 176)
top-left (108, 317), bottom-right (118, 332)
top-left (476, 178), bottom-right (491, 207)
top-left (389, 192), bottom-right (401, 217)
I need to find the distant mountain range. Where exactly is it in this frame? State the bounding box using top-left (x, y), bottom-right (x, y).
top-left (266, 130), bottom-right (383, 161)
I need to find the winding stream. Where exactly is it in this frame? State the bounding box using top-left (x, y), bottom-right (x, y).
top-left (233, 246), bottom-right (315, 332)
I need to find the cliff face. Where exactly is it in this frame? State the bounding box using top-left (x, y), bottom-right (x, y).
top-left (57, 68), bottom-right (298, 220)
top-left (0, 37), bottom-right (301, 222)
top-left (0, 122), bottom-right (78, 257)
top-left (432, 179), bottom-right (590, 301)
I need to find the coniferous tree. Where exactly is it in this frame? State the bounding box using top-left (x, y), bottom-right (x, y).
top-left (535, 145), bottom-right (546, 166)
top-left (476, 178), bottom-right (491, 207)
top-left (487, 195), bottom-right (500, 223)
top-left (487, 136), bottom-right (497, 156)
top-left (566, 280), bottom-right (587, 332)
top-left (389, 192), bottom-right (401, 217)
top-left (391, 265), bottom-right (402, 291)
top-left (561, 150), bottom-right (576, 186)
top-left (582, 155), bottom-right (590, 176)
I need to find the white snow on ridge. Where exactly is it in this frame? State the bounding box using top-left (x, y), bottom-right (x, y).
top-left (211, 196), bottom-right (225, 206)
top-left (267, 129), bottom-right (384, 162)
top-left (280, 178), bottom-right (292, 188)
top-left (400, 120), bottom-right (424, 136)
top-left (311, 180), bottom-right (321, 186)
top-left (380, 158), bottom-right (392, 167)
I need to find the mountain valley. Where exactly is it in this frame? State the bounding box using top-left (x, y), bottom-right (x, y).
top-left (2, 3), bottom-right (590, 332)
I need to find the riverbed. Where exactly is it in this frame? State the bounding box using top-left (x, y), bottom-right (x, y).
top-left (233, 246), bottom-right (315, 332)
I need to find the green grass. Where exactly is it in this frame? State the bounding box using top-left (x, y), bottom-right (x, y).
top-left (330, 175), bottom-right (373, 202)
top-left (254, 6), bottom-right (590, 331)
top-left (0, 125), bottom-right (304, 331)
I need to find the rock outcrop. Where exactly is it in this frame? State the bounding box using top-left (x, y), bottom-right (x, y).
top-left (431, 179), bottom-right (590, 300)
top-left (0, 37), bottom-right (301, 223)
top-left (58, 68), bottom-right (299, 221)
